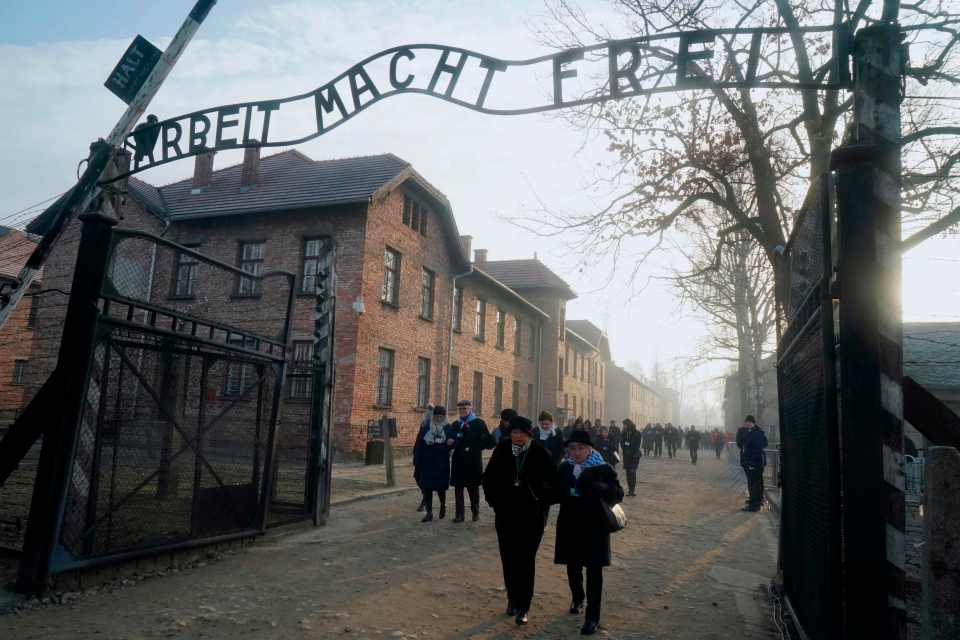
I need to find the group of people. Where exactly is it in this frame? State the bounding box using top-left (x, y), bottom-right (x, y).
top-left (413, 402), bottom-right (623, 634)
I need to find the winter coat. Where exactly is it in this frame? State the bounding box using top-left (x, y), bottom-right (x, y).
top-left (482, 440), bottom-right (557, 540)
top-left (536, 428), bottom-right (566, 466)
top-left (596, 437), bottom-right (619, 467)
top-left (554, 461), bottom-right (624, 567)
top-left (741, 426), bottom-right (768, 469)
top-left (413, 422), bottom-right (454, 491)
top-left (608, 427), bottom-right (621, 451)
top-left (620, 428), bottom-right (642, 469)
top-left (685, 430), bottom-right (701, 450)
top-left (449, 416), bottom-right (494, 487)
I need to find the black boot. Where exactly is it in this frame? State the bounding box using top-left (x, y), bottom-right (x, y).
top-left (421, 511), bottom-right (433, 523)
top-left (471, 507), bottom-right (480, 522)
top-left (453, 509), bottom-right (465, 523)
top-left (515, 611), bottom-right (528, 625)
top-left (505, 602), bottom-right (516, 616)
top-left (581, 620), bottom-right (599, 635)
top-left (438, 503), bottom-right (446, 519)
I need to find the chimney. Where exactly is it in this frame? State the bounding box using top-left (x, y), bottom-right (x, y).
top-left (240, 146), bottom-right (261, 191)
top-left (192, 150), bottom-right (216, 190)
top-left (474, 249), bottom-right (488, 265)
top-left (459, 235), bottom-right (473, 262)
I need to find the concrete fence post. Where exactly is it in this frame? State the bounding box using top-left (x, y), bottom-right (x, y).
top-left (922, 446), bottom-right (960, 639)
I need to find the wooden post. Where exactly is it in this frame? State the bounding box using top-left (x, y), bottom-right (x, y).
top-left (383, 415), bottom-right (396, 488)
top-left (836, 22), bottom-right (906, 640)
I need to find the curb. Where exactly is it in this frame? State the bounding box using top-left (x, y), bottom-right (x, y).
top-left (331, 485), bottom-right (417, 507)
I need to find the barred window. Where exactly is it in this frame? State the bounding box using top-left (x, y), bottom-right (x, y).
top-left (381, 248), bottom-right (401, 305)
top-left (493, 376), bottom-right (503, 416)
top-left (237, 241), bottom-right (264, 296)
top-left (420, 268), bottom-right (435, 320)
top-left (474, 298), bottom-right (486, 340)
top-left (377, 348), bottom-right (395, 406)
top-left (403, 194), bottom-right (429, 236)
top-left (495, 309), bottom-right (506, 349)
top-left (12, 359), bottom-right (27, 385)
top-left (289, 340), bottom-right (314, 400)
top-left (27, 299), bottom-right (39, 329)
top-left (448, 365), bottom-right (459, 408)
top-left (513, 318), bottom-right (522, 354)
top-left (416, 357), bottom-right (431, 408)
top-left (174, 246), bottom-right (199, 297)
top-left (225, 336), bottom-right (257, 397)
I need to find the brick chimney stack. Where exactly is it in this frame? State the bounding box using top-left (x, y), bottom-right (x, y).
top-left (460, 235), bottom-right (473, 263)
top-left (474, 249), bottom-right (488, 265)
top-left (240, 146), bottom-right (261, 191)
top-left (192, 150), bottom-right (216, 190)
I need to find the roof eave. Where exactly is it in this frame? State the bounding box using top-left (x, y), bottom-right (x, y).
top-left (467, 268), bottom-right (551, 320)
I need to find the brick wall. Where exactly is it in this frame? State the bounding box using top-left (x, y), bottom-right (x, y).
top-left (0, 282), bottom-right (38, 422)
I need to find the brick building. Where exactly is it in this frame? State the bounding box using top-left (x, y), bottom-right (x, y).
top-left (18, 149), bottom-right (615, 457)
top-left (605, 362), bottom-right (661, 426)
top-left (0, 227), bottom-right (42, 428)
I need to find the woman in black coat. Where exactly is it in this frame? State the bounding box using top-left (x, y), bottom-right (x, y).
top-left (619, 419), bottom-right (642, 496)
top-left (412, 406), bottom-right (454, 522)
top-left (482, 416), bottom-right (557, 626)
top-left (555, 429), bottom-right (624, 635)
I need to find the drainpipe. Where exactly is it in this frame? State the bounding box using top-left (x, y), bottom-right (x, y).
top-left (445, 268), bottom-right (472, 404)
top-left (536, 320), bottom-right (543, 417)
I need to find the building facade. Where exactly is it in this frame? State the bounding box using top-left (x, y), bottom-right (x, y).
top-left (0, 227), bottom-right (41, 428)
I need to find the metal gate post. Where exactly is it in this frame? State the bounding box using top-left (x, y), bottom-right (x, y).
top-left (16, 205), bottom-right (118, 593)
top-left (835, 21), bottom-right (907, 639)
top-left (310, 240), bottom-right (336, 525)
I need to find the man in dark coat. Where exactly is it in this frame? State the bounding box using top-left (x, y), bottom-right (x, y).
top-left (491, 408), bottom-right (518, 444)
top-left (653, 423), bottom-right (664, 457)
top-left (607, 422), bottom-right (621, 452)
top-left (742, 419), bottom-right (769, 512)
top-left (449, 399), bottom-right (494, 522)
top-left (684, 426), bottom-right (701, 465)
top-left (664, 423), bottom-right (678, 458)
top-left (736, 416), bottom-right (754, 504)
top-left (641, 424), bottom-right (654, 457)
top-left (536, 411), bottom-right (565, 466)
top-left (413, 405), bottom-right (454, 522)
top-left (619, 420), bottom-right (642, 496)
top-left (555, 429), bottom-right (624, 635)
top-left (482, 415), bottom-right (557, 625)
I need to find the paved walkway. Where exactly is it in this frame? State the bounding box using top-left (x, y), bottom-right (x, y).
top-left (2, 453), bottom-right (780, 639)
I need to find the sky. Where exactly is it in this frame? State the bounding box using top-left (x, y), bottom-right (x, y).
top-left (1, 0), bottom-right (958, 423)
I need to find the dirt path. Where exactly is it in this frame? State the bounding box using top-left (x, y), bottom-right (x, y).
top-left (2, 454), bottom-right (779, 639)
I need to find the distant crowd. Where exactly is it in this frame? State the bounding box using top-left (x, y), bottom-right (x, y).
top-left (410, 401), bottom-right (768, 635)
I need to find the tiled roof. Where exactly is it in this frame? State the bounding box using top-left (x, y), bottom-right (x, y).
top-left (904, 322), bottom-right (960, 388)
top-left (566, 320), bottom-right (603, 347)
top-left (468, 267), bottom-right (550, 319)
top-left (128, 178), bottom-right (167, 217)
top-left (0, 226), bottom-right (40, 281)
top-left (480, 259), bottom-right (576, 299)
top-left (137, 150), bottom-right (410, 220)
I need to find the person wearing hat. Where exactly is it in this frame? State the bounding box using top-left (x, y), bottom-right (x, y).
top-left (536, 411), bottom-right (565, 466)
top-left (554, 429), bottom-right (624, 635)
top-left (491, 408), bottom-right (519, 444)
top-left (481, 415), bottom-right (557, 626)
top-left (449, 399), bottom-right (495, 522)
top-left (413, 405), bottom-right (454, 522)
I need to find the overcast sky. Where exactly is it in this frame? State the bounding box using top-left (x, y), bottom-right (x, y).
top-left (2, 0), bottom-right (958, 422)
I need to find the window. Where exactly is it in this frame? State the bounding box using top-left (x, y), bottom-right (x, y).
top-left (493, 377), bottom-right (503, 416)
top-left (381, 248), bottom-right (401, 305)
top-left (495, 309), bottom-right (505, 349)
top-left (12, 359), bottom-right (27, 385)
top-left (174, 246), bottom-right (199, 297)
top-left (513, 318), bottom-right (522, 354)
top-left (474, 298), bottom-right (486, 340)
top-left (416, 357), bottom-right (431, 408)
top-left (528, 325), bottom-right (537, 361)
top-left (512, 380), bottom-right (520, 411)
top-left (376, 348), bottom-right (395, 406)
top-left (527, 383), bottom-right (534, 417)
top-left (572, 352), bottom-right (578, 379)
top-left (452, 286), bottom-right (463, 332)
top-left (559, 305), bottom-right (565, 340)
top-left (301, 238), bottom-right (323, 294)
top-left (448, 365), bottom-right (459, 408)
top-left (403, 194), bottom-right (428, 237)
top-left (225, 336), bottom-right (257, 397)
top-left (472, 371), bottom-right (484, 415)
top-left (27, 299), bottom-right (38, 329)
top-left (289, 340), bottom-right (314, 399)
top-left (420, 268), bottom-right (435, 320)
top-left (237, 241), bottom-right (264, 296)
top-left (558, 358), bottom-right (564, 390)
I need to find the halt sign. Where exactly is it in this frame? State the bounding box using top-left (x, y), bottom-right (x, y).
top-left (104, 35), bottom-right (162, 104)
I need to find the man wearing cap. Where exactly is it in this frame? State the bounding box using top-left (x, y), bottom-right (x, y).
top-left (449, 399), bottom-right (494, 522)
top-left (482, 415), bottom-right (557, 625)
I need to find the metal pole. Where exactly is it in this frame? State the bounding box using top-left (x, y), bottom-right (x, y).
top-left (383, 415), bottom-right (396, 488)
top-left (0, 0), bottom-right (217, 331)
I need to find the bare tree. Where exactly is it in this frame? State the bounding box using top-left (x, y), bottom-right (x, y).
top-left (521, 0), bottom-right (960, 315)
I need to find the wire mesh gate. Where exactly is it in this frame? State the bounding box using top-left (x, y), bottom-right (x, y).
top-left (5, 218), bottom-right (334, 590)
top-left (777, 174), bottom-right (842, 639)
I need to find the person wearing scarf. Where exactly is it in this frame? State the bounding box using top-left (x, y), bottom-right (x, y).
top-left (536, 411), bottom-right (565, 466)
top-left (449, 399), bottom-right (495, 522)
top-left (412, 405), bottom-right (454, 522)
top-left (481, 415), bottom-right (556, 626)
top-left (554, 429), bottom-right (624, 635)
